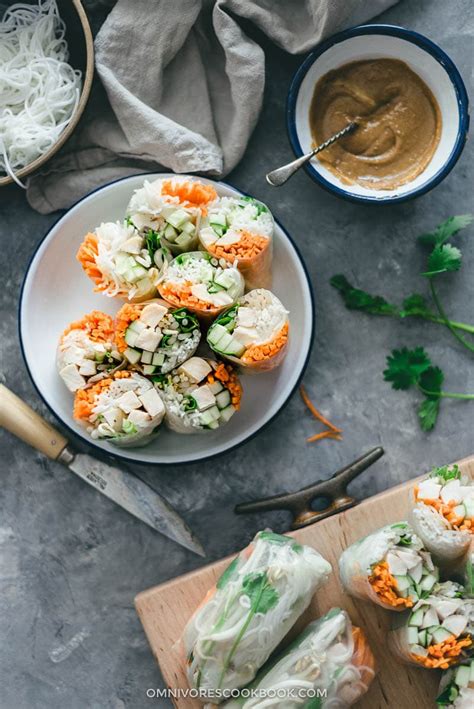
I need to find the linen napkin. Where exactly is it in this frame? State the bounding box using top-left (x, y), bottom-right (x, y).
top-left (26, 0), bottom-right (398, 213)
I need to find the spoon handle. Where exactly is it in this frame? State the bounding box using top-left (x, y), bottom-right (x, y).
top-left (266, 122), bottom-right (357, 187)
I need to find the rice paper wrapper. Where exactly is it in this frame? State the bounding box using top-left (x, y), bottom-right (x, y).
top-left (178, 530), bottom-right (331, 699)
top-left (411, 504), bottom-right (471, 565)
top-left (221, 608), bottom-right (375, 708)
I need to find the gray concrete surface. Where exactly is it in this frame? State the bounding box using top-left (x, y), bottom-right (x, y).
top-left (1, 0), bottom-right (473, 707)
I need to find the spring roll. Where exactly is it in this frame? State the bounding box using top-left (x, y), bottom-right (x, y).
top-left (158, 252), bottom-right (244, 321)
top-left (57, 311), bottom-right (123, 392)
top-left (77, 220), bottom-right (168, 302)
top-left (126, 177), bottom-right (218, 255)
top-left (207, 290), bottom-right (289, 372)
top-left (222, 608), bottom-right (375, 708)
top-left (199, 196), bottom-right (273, 290)
top-left (73, 371), bottom-right (164, 447)
top-left (115, 300), bottom-right (201, 376)
top-left (154, 357), bottom-right (242, 433)
top-left (389, 581), bottom-right (474, 669)
top-left (437, 660), bottom-right (474, 708)
top-left (181, 530), bottom-right (332, 698)
top-left (339, 522), bottom-right (438, 611)
top-left (411, 465), bottom-right (473, 564)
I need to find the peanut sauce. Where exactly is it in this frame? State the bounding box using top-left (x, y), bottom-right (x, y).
top-left (309, 59), bottom-right (442, 190)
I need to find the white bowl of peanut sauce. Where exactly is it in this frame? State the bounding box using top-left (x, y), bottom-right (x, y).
top-left (287, 25), bottom-right (469, 203)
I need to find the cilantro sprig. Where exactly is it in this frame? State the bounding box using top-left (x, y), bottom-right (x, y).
top-left (331, 215), bottom-right (474, 346)
top-left (383, 347), bottom-right (474, 430)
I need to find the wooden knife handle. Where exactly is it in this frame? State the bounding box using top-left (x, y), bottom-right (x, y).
top-left (0, 384), bottom-right (68, 460)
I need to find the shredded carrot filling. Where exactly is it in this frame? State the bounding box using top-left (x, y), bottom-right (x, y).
top-left (62, 311), bottom-right (114, 344)
top-left (412, 634), bottom-right (472, 669)
top-left (299, 385), bottom-right (342, 444)
top-left (76, 233), bottom-right (110, 291)
top-left (208, 231), bottom-right (269, 261)
top-left (414, 486), bottom-right (473, 532)
top-left (115, 304), bottom-right (142, 353)
top-left (161, 180), bottom-right (217, 216)
top-left (307, 430), bottom-right (342, 443)
top-left (369, 561), bottom-right (413, 608)
top-left (73, 371), bottom-right (131, 421)
top-left (241, 322), bottom-right (289, 364)
top-left (159, 282), bottom-right (219, 312)
top-left (207, 363), bottom-right (242, 409)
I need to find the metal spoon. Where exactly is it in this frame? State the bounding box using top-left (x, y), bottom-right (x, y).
top-left (265, 121), bottom-right (358, 187)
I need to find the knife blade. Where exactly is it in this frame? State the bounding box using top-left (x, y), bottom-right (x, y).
top-left (0, 384), bottom-right (205, 556)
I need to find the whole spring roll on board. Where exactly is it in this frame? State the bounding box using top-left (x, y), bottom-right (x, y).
top-left (154, 357), bottom-right (242, 433)
top-left (73, 371), bottom-right (165, 447)
top-left (158, 252), bottom-right (244, 321)
top-left (126, 177), bottom-right (218, 255)
top-left (389, 581), bottom-right (474, 669)
top-left (199, 196), bottom-right (273, 290)
top-left (207, 290), bottom-right (289, 372)
top-left (77, 220), bottom-right (168, 302)
top-left (437, 659), bottom-right (474, 708)
top-left (411, 465), bottom-right (473, 564)
top-left (339, 522), bottom-right (438, 611)
top-left (180, 530), bottom-right (332, 699)
top-left (57, 311), bottom-right (122, 392)
top-left (222, 608), bottom-right (375, 709)
top-left (115, 301), bottom-right (201, 376)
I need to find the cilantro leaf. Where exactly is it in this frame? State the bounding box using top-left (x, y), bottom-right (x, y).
top-left (418, 366), bottom-right (444, 397)
top-left (418, 215), bottom-right (473, 246)
top-left (383, 347), bottom-right (432, 390)
top-left (423, 244), bottom-right (462, 277)
top-left (216, 556), bottom-right (239, 590)
top-left (399, 294), bottom-right (433, 318)
top-left (242, 572), bottom-right (279, 614)
top-left (330, 274), bottom-right (397, 315)
top-left (418, 399), bottom-right (440, 431)
top-left (430, 464), bottom-right (461, 482)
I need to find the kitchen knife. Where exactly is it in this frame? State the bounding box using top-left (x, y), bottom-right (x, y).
top-left (0, 384), bottom-right (205, 557)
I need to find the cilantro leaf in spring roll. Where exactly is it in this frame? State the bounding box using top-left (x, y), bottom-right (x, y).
top-left (115, 300), bottom-right (201, 376)
top-left (158, 252), bottom-right (244, 321)
top-left (199, 196), bottom-right (273, 290)
top-left (339, 522), bottom-right (438, 611)
top-left (77, 220), bottom-right (167, 302)
top-left (411, 465), bottom-right (473, 564)
top-left (73, 371), bottom-right (164, 447)
top-left (437, 659), bottom-right (474, 708)
top-left (57, 311), bottom-right (123, 392)
top-left (222, 608), bottom-right (375, 709)
top-left (207, 289), bottom-right (289, 372)
top-left (180, 530), bottom-right (332, 698)
top-left (127, 177), bottom-right (218, 255)
top-left (154, 357), bottom-right (242, 433)
top-left (389, 581), bottom-right (474, 669)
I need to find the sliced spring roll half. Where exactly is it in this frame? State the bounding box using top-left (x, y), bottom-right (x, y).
top-left (57, 311), bottom-right (123, 392)
top-left (437, 659), bottom-right (474, 708)
top-left (126, 177), bottom-right (218, 255)
top-left (389, 581), bottom-right (474, 669)
top-left (115, 300), bottom-right (201, 376)
top-left (199, 196), bottom-right (273, 290)
top-left (76, 220), bottom-right (168, 302)
top-left (222, 608), bottom-right (375, 709)
top-left (181, 530), bottom-right (332, 697)
top-left (154, 357), bottom-right (242, 433)
top-left (73, 371), bottom-right (164, 447)
top-left (411, 465), bottom-right (473, 564)
top-left (158, 252), bottom-right (244, 320)
top-left (207, 289), bottom-right (289, 371)
top-left (339, 522), bottom-right (438, 611)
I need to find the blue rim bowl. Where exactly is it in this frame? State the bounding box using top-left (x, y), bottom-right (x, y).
top-left (287, 24), bottom-right (470, 204)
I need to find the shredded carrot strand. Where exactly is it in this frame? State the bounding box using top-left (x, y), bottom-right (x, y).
top-left (299, 385), bottom-right (342, 433)
top-left (76, 232), bottom-right (111, 291)
top-left (307, 430), bottom-right (342, 443)
top-left (161, 180), bottom-right (217, 216)
top-left (115, 303), bottom-right (143, 353)
top-left (207, 363), bottom-right (242, 410)
top-left (369, 561), bottom-right (413, 608)
top-left (208, 231), bottom-right (269, 261)
top-left (62, 311), bottom-right (114, 344)
top-left (159, 282), bottom-right (220, 312)
top-left (241, 323), bottom-right (289, 364)
top-left (412, 634), bottom-right (472, 669)
top-left (414, 488), bottom-right (473, 533)
top-left (73, 371), bottom-right (131, 421)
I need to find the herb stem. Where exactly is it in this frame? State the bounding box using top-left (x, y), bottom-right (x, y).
top-left (417, 385), bottom-right (474, 400)
top-left (422, 314), bottom-right (474, 334)
top-left (429, 280), bottom-right (474, 352)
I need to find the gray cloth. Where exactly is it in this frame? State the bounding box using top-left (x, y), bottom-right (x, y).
top-left (26, 0), bottom-right (398, 213)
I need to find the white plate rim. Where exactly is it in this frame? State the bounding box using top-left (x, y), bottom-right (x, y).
top-left (19, 173), bottom-right (315, 465)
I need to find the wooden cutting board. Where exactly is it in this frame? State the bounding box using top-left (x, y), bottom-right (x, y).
top-left (135, 455), bottom-right (474, 708)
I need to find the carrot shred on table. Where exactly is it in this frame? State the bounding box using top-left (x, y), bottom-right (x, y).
top-left (300, 385), bottom-right (342, 433)
top-left (307, 430), bottom-right (342, 443)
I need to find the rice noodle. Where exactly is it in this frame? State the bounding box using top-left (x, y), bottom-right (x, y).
top-left (0, 0), bottom-right (82, 186)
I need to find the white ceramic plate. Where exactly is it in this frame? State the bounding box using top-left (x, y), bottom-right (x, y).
top-left (20, 174), bottom-right (314, 464)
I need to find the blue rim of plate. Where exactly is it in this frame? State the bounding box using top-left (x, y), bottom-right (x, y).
top-left (286, 23), bottom-right (470, 204)
top-left (18, 172), bottom-right (315, 467)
